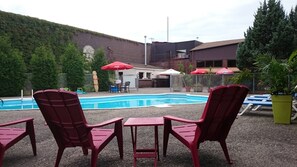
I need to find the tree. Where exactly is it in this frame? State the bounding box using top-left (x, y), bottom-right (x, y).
top-left (237, 0), bottom-right (295, 70)
top-left (91, 48), bottom-right (110, 91)
top-left (30, 46), bottom-right (58, 91)
top-left (0, 36), bottom-right (26, 96)
top-left (289, 6), bottom-right (297, 49)
top-left (61, 43), bottom-right (85, 91)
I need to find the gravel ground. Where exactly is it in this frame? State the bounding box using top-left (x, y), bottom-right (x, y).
top-left (1, 88), bottom-right (297, 167)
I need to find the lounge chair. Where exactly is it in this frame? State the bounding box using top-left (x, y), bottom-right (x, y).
top-left (0, 118), bottom-right (37, 166)
top-left (33, 89), bottom-right (123, 167)
top-left (239, 94), bottom-right (297, 121)
top-left (238, 94), bottom-right (271, 116)
top-left (163, 85), bottom-right (249, 167)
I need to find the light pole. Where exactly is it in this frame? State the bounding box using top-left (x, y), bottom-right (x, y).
top-left (144, 35), bottom-right (147, 66)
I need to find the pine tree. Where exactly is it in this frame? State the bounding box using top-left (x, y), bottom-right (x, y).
top-left (30, 46), bottom-right (58, 91)
top-left (237, 0), bottom-right (295, 70)
top-left (0, 36), bottom-right (26, 96)
top-left (61, 43), bottom-right (85, 91)
top-left (91, 48), bottom-right (110, 91)
top-left (289, 6), bottom-right (297, 48)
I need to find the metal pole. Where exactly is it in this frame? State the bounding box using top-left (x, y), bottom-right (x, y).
top-left (167, 17), bottom-right (169, 42)
top-left (170, 74), bottom-right (172, 92)
top-left (21, 89), bottom-right (23, 101)
top-left (31, 89), bottom-right (33, 100)
top-left (144, 35), bottom-right (147, 66)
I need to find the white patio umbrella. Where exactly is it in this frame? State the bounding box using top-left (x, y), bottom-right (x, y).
top-left (159, 69), bottom-right (181, 91)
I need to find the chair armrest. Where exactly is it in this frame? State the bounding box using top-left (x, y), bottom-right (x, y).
top-left (87, 117), bottom-right (123, 128)
top-left (164, 115), bottom-right (203, 124)
top-left (0, 118), bottom-right (34, 127)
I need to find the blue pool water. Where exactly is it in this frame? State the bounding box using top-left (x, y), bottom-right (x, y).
top-left (0, 94), bottom-right (208, 111)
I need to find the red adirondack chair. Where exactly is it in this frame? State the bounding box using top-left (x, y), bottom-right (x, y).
top-left (33, 89), bottom-right (123, 167)
top-left (163, 85), bottom-right (249, 167)
top-left (0, 118), bottom-right (36, 166)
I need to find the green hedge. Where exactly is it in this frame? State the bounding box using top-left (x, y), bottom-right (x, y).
top-left (0, 36), bottom-right (26, 96)
top-left (30, 46), bottom-right (58, 91)
top-left (61, 43), bottom-right (85, 91)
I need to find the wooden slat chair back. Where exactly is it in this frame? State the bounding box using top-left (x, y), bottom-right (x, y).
top-left (163, 85), bottom-right (249, 167)
top-left (33, 89), bottom-right (123, 167)
top-left (199, 85), bottom-right (249, 142)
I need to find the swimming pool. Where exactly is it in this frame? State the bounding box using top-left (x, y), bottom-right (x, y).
top-left (0, 93), bottom-right (208, 111)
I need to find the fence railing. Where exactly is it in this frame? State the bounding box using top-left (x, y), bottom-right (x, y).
top-left (23, 73), bottom-right (290, 95)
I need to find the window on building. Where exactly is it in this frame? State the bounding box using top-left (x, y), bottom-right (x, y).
top-left (146, 72), bottom-right (151, 79)
top-left (197, 61), bottom-right (204, 67)
top-left (196, 60), bottom-right (223, 68)
top-left (228, 60), bottom-right (237, 67)
top-left (205, 61), bottom-right (213, 67)
top-left (139, 72), bottom-right (144, 79)
top-left (214, 60), bottom-right (222, 67)
top-left (176, 49), bottom-right (187, 58)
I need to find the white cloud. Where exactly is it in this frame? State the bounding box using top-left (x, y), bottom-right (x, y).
top-left (0, 0), bottom-right (296, 43)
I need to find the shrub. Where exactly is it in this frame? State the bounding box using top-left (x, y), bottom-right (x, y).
top-left (30, 46), bottom-right (58, 91)
top-left (61, 43), bottom-right (85, 91)
top-left (0, 36), bottom-right (26, 96)
top-left (91, 48), bottom-right (110, 91)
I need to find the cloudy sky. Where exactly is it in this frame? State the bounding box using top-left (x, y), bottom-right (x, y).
top-left (0, 0), bottom-right (296, 43)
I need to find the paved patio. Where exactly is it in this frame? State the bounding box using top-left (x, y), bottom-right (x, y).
top-left (1, 88), bottom-right (297, 167)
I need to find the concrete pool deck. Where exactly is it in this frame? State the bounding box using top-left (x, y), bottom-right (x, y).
top-left (1, 88), bottom-right (297, 167)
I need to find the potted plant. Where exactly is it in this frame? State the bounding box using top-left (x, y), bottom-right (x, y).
top-left (183, 74), bottom-right (193, 92)
top-left (255, 53), bottom-right (297, 124)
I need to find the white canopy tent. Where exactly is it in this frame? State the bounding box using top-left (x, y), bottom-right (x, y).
top-left (159, 69), bottom-right (182, 92)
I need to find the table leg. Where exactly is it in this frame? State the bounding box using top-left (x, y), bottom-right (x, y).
top-left (130, 126), bottom-right (138, 167)
top-left (154, 126), bottom-right (160, 161)
top-left (129, 125), bottom-right (160, 167)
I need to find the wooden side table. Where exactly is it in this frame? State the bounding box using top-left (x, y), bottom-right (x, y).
top-left (124, 117), bottom-right (164, 167)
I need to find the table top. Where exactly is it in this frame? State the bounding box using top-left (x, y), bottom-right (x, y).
top-left (124, 117), bottom-right (164, 126)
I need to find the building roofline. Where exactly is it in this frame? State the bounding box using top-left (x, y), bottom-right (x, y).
top-left (190, 39), bottom-right (244, 51)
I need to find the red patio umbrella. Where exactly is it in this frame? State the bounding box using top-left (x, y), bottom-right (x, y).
top-left (216, 67), bottom-right (234, 74)
top-left (191, 68), bottom-right (207, 87)
top-left (101, 61), bottom-right (133, 92)
top-left (101, 61), bottom-right (133, 70)
top-left (216, 67), bottom-right (234, 85)
top-left (190, 68), bottom-right (207, 75)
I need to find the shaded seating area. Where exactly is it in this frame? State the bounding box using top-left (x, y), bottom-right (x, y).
top-left (0, 118), bottom-right (37, 166)
top-left (33, 89), bottom-right (123, 167)
top-left (163, 85), bottom-right (249, 167)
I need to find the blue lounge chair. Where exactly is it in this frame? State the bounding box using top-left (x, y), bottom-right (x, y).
top-left (238, 94), bottom-right (271, 116)
top-left (239, 94), bottom-right (297, 120)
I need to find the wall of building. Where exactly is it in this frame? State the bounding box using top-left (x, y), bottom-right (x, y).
top-left (150, 41), bottom-right (201, 64)
top-left (72, 31), bottom-right (151, 64)
top-left (190, 44), bottom-right (238, 61)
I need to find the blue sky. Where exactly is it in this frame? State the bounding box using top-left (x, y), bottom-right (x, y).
top-left (0, 0), bottom-right (296, 43)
